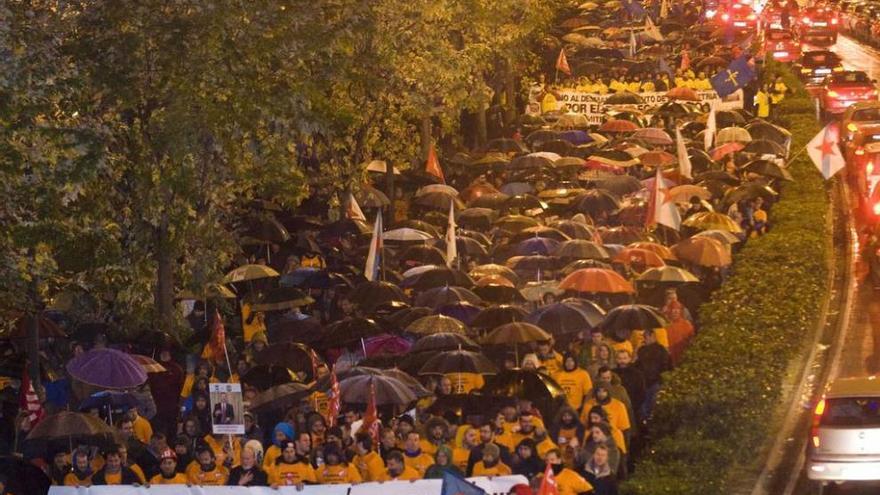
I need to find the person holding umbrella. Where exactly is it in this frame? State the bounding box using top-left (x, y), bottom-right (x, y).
top-left (148, 449), bottom-right (188, 485)
top-left (63, 449), bottom-right (94, 487)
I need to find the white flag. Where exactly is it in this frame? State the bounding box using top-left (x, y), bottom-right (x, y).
top-left (644, 16), bottom-right (664, 41)
top-left (704, 102), bottom-right (716, 151)
top-left (808, 123), bottom-right (846, 180)
top-left (676, 126), bottom-right (692, 180)
top-left (649, 167), bottom-right (681, 230)
top-left (346, 192), bottom-right (366, 222)
top-left (364, 211), bottom-right (383, 282)
top-left (445, 202), bottom-right (457, 268)
top-left (629, 30), bottom-right (638, 58)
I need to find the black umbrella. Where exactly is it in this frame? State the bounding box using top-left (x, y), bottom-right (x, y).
top-left (599, 304), bottom-right (667, 341)
top-left (484, 138), bottom-right (528, 153)
top-left (481, 369), bottom-right (567, 419)
top-left (537, 139), bottom-right (576, 156)
top-left (241, 214), bottom-right (290, 244)
top-left (387, 306), bottom-right (435, 329)
top-left (251, 287), bottom-right (314, 312)
top-left (271, 317), bottom-right (323, 345)
top-left (435, 237), bottom-right (489, 259)
top-left (339, 374), bottom-right (418, 406)
top-left (574, 189), bottom-right (622, 216)
top-left (241, 365), bottom-right (295, 390)
top-left (249, 382), bottom-right (315, 413)
top-left (527, 300), bottom-right (606, 336)
top-left (594, 175), bottom-right (643, 196)
top-left (740, 159), bottom-right (793, 181)
top-left (550, 220), bottom-right (597, 241)
top-left (400, 267), bottom-right (474, 290)
top-left (743, 139), bottom-right (787, 156)
top-left (473, 284), bottom-right (525, 304)
top-left (471, 305), bottom-right (529, 330)
top-left (398, 245), bottom-right (448, 267)
top-left (255, 342), bottom-right (320, 374)
top-left (349, 281), bottom-right (409, 310)
top-left (414, 286), bottom-right (482, 308)
top-left (317, 318), bottom-right (384, 348)
top-left (419, 350), bottom-right (498, 376)
top-left (746, 121), bottom-right (791, 144)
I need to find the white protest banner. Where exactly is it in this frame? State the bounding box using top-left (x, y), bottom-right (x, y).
top-left (209, 382), bottom-right (245, 435)
top-left (49, 475), bottom-right (529, 495)
top-left (550, 89), bottom-right (743, 125)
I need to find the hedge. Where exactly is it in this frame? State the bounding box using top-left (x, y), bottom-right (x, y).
top-left (621, 65), bottom-right (829, 494)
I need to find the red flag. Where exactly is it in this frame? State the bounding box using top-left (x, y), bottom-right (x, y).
top-left (538, 463), bottom-right (559, 495)
top-left (326, 367), bottom-right (341, 427)
top-left (20, 367), bottom-right (45, 430)
top-left (361, 380), bottom-right (380, 445)
top-left (555, 48), bottom-right (571, 76)
top-left (425, 144), bottom-right (445, 184)
top-left (201, 309), bottom-right (227, 364)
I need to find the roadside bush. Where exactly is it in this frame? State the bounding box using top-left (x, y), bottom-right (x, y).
top-left (622, 70), bottom-right (829, 494)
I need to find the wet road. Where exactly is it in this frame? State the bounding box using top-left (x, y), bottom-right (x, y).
top-left (790, 34), bottom-right (880, 495)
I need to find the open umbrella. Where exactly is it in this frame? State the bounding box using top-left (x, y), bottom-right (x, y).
top-left (251, 287), bottom-right (315, 312)
top-left (79, 390), bottom-right (140, 413)
top-left (26, 411), bottom-right (118, 445)
top-left (606, 92), bottom-right (644, 105)
top-left (682, 211), bottom-right (743, 233)
top-left (495, 215), bottom-right (541, 232)
top-left (667, 185), bottom-right (712, 203)
top-left (551, 220), bottom-right (601, 241)
top-left (473, 284), bottom-right (525, 304)
top-left (599, 304), bottom-right (667, 341)
top-left (223, 264), bottom-right (279, 283)
top-left (715, 127), bottom-right (752, 145)
top-left (469, 264), bottom-right (521, 286)
top-left (558, 268), bottom-right (634, 294)
top-left (383, 228), bottom-right (434, 242)
top-left (555, 240), bottom-right (609, 260)
top-left (709, 142), bottom-right (745, 161)
top-left (131, 354), bottom-right (166, 373)
top-left (415, 286), bottom-right (482, 308)
top-left (410, 333), bottom-right (479, 353)
top-left (741, 159), bottom-right (793, 181)
top-left (632, 128), bottom-right (674, 146)
top-left (419, 350), bottom-right (498, 376)
top-left (639, 150), bottom-right (677, 168)
top-left (481, 369), bottom-right (567, 419)
top-left (10, 314), bottom-right (65, 339)
top-left (612, 247), bottom-right (666, 268)
top-left (637, 266), bottom-right (700, 283)
top-left (0, 456), bottom-right (51, 495)
top-left (255, 342), bottom-right (320, 374)
top-left (406, 315), bottom-right (468, 336)
top-left (67, 349), bottom-right (147, 389)
top-left (471, 305), bottom-right (529, 330)
top-left (241, 365), bottom-right (295, 390)
top-left (318, 318), bottom-right (385, 348)
top-left (435, 302), bottom-right (482, 326)
top-left (248, 382), bottom-right (314, 414)
top-left (599, 119), bottom-right (639, 133)
top-left (400, 266), bottom-right (474, 290)
top-left (483, 322), bottom-right (551, 345)
top-left (515, 237), bottom-right (561, 256)
top-left (528, 300), bottom-right (605, 336)
top-left (339, 374), bottom-right (418, 406)
top-left (673, 237), bottom-right (732, 267)
top-left (349, 281), bottom-right (409, 310)
top-left (272, 317), bottom-right (323, 345)
top-left (666, 86), bottom-right (700, 101)
top-left (694, 229), bottom-right (742, 245)
top-left (574, 190), bottom-right (621, 216)
top-left (743, 139), bottom-right (786, 156)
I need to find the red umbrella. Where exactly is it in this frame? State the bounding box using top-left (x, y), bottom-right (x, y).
top-left (612, 247), bottom-right (666, 268)
top-left (599, 119), bottom-right (639, 133)
top-left (558, 268), bottom-right (635, 294)
top-left (710, 142), bottom-right (745, 161)
top-left (666, 87), bottom-right (700, 101)
top-left (639, 150), bottom-right (677, 168)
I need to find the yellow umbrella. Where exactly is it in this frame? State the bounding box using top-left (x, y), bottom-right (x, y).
top-left (407, 315), bottom-right (467, 336)
top-left (682, 211), bottom-right (743, 234)
top-left (223, 264), bottom-right (280, 283)
top-left (668, 185), bottom-right (712, 203)
top-left (673, 237), bottom-right (732, 267)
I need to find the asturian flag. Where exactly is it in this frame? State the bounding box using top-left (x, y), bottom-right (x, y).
top-left (441, 470), bottom-right (487, 495)
top-left (704, 102), bottom-right (717, 151)
top-left (676, 126), bottom-right (692, 179)
top-left (710, 55), bottom-right (756, 98)
top-left (364, 211), bottom-right (383, 282)
top-left (445, 202), bottom-right (457, 268)
top-left (555, 48), bottom-right (572, 76)
top-left (346, 192), bottom-right (366, 221)
top-left (808, 123), bottom-right (846, 179)
top-left (646, 167), bottom-right (681, 230)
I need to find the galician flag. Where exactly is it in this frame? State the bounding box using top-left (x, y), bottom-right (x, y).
top-left (364, 211), bottom-right (383, 282)
top-left (346, 192), bottom-right (366, 221)
top-left (445, 202), bottom-right (457, 268)
top-left (646, 167), bottom-right (681, 230)
top-left (704, 102), bottom-right (716, 151)
top-left (676, 126), bottom-right (692, 179)
top-left (808, 123), bottom-right (846, 179)
top-left (537, 463), bottom-right (560, 495)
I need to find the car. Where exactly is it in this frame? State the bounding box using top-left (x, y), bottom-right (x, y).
top-left (841, 101), bottom-right (880, 145)
top-left (807, 376), bottom-right (880, 494)
top-left (797, 50), bottom-right (844, 85)
top-left (719, 2), bottom-right (758, 30)
top-left (763, 29), bottom-right (801, 63)
top-left (844, 124), bottom-right (880, 209)
top-left (799, 5), bottom-right (840, 43)
top-left (819, 71), bottom-right (878, 118)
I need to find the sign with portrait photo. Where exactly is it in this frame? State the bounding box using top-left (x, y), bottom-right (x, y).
top-left (209, 382), bottom-right (245, 435)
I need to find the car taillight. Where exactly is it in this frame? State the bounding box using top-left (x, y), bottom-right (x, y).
top-left (832, 17), bottom-right (839, 24)
top-left (803, 16), bottom-right (811, 23)
top-left (834, 66), bottom-right (844, 72)
top-left (722, 13), bottom-right (730, 21)
top-left (848, 122), bottom-right (860, 132)
top-left (856, 147), bottom-right (866, 155)
top-left (827, 90), bottom-right (840, 98)
top-left (706, 9), bottom-right (716, 18)
top-left (873, 202), bottom-right (880, 216)
top-left (811, 398), bottom-right (826, 448)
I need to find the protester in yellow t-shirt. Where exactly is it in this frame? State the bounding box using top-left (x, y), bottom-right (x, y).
top-left (148, 449), bottom-right (188, 485)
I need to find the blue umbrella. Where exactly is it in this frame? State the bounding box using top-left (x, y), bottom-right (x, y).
top-left (557, 130), bottom-right (592, 145)
top-left (515, 237), bottom-right (561, 256)
top-left (79, 391), bottom-right (140, 413)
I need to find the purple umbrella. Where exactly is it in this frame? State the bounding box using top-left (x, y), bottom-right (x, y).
top-left (515, 237), bottom-right (561, 256)
top-left (363, 334), bottom-right (412, 357)
top-left (66, 348), bottom-right (147, 389)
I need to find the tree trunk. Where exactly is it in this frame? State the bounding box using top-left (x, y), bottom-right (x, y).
top-left (385, 160), bottom-right (396, 224)
top-left (503, 60), bottom-right (518, 127)
top-left (155, 216), bottom-right (175, 334)
top-left (475, 104), bottom-right (488, 148)
top-left (27, 280), bottom-right (42, 394)
top-left (420, 115), bottom-right (432, 160)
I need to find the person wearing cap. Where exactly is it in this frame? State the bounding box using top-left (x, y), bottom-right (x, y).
top-left (227, 444), bottom-right (268, 486)
top-left (353, 432), bottom-right (386, 482)
top-left (316, 444), bottom-right (362, 484)
top-left (91, 446), bottom-right (142, 485)
top-left (263, 422), bottom-right (294, 468)
top-left (268, 440), bottom-right (316, 488)
top-left (148, 449), bottom-right (188, 485)
top-left (187, 445), bottom-right (228, 485)
top-left (471, 443), bottom-right (512, 476)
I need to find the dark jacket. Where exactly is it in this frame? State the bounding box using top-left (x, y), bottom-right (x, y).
top-left (91, 466), bottom-right (141, 485)
top-left (636, 343), bottom-right (672, 387)
top-left (227, 465), bottom-right (268, 486)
